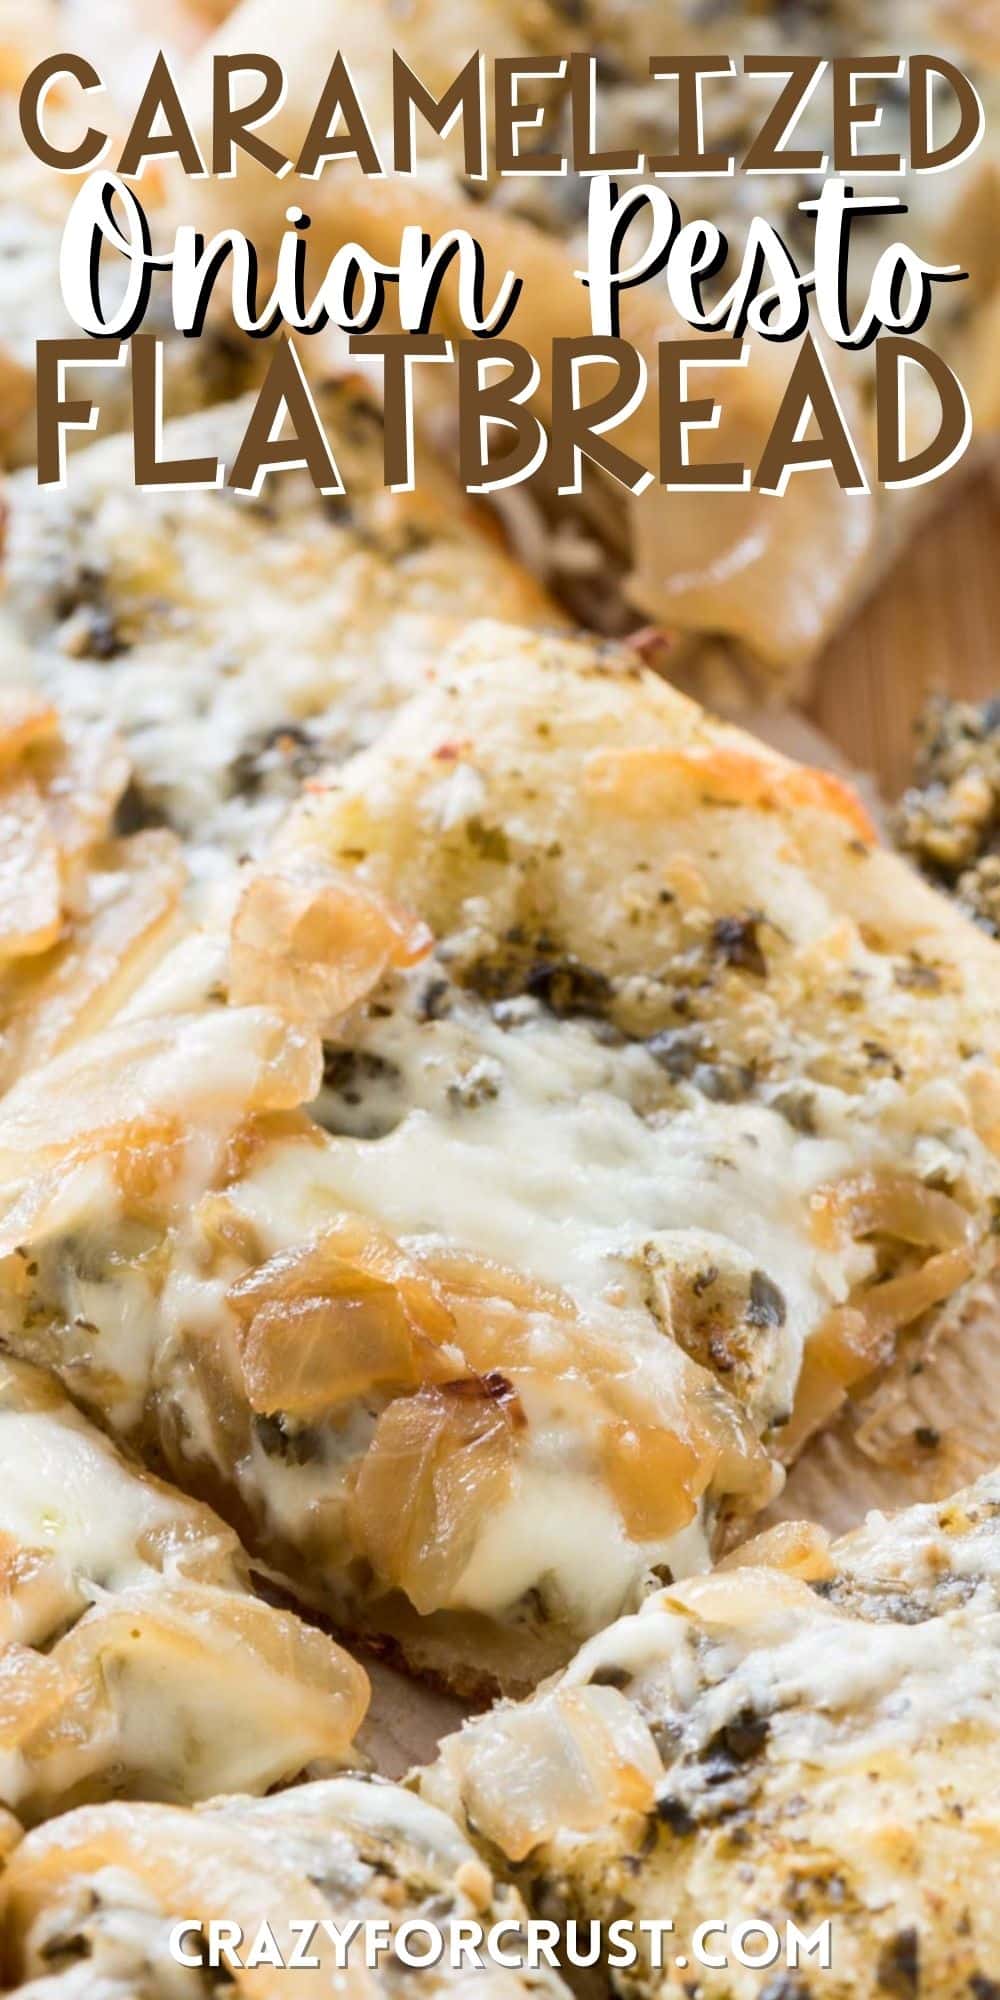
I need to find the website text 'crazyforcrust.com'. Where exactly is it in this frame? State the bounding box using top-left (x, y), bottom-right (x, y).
top-left (169, 1915), bottom-right (834, 1976)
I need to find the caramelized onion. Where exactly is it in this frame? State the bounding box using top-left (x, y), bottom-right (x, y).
top-left (0, 1809), bottom-right (363, 1998)
top-left (229, 1220), bottom-right (458, 1417)
top-left (444, 1685), bottom-right (663, 1862)
top-left (0, 691), bottom-right (58, 768)
top-left (0, 1644), bottom-right (108, 1789)
top-left (54, 1590), bottom-right (369, 1767)
top-left (231, 1216), bottom-right (456, 1341)
top-left (811, 1170), bottom-right (974, 1254)
top-left (425, 1248), bottom-right (577, 1320)
top-left (0, 830), bottom-right (185, 1090)
top-left (720, 1518), bottom-right (834, 1582)
top-left (784, 1238), bottom-right (975, 1461)
top-left (602, 1421), bottom-right (706, 1541)
top-left (1, 1586), bottom-right (368, 1822)
top-left (237, 1295), bottom-right (422, 1418)
top-left (0, 1008), bottom-right (321, 1251)
top-left (351, 1378), bottom-right (522, 1613)
top-left (0, 697), bottom-right (129, 954)
top-left (858, 1246), bottom-right (975, 1343)
top-left (39, 724), bottom-right (130, 867)
top-left (0, 1539), bottom-right (73, 1652)
top-left (602, 1375), bottom-right (775, 1538)
top-left (432, 1246), bottom-right (775, 1532)
top-left (229, 858), bottom-right (432, 1027)
top-left (0, 705), bottom-right (184, 1087)
top-left (0, 780), bottom-right (62, 962)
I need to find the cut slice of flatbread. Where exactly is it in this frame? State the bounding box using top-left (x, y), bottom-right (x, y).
top-left (0, 1777), bottom-right (573, 1998)
top-left (0, 625), bottom-right (997, 1700)
top-left (0, 1353), bottom-right (368, 1828)
top-left (423, 1466), bottom-right (1000, 1999)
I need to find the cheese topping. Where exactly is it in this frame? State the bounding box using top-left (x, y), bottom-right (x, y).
top-left (0, 1778), bottom-right (573, 1998)
top-left (0, 621), bottom-right (996, 1689)
top-left (0, 386), bottom-right (553, 872)
top-left (425, 1470), bottom-right (1000, 1998)
top-left (0, 1357), bottom-right (368, 1826)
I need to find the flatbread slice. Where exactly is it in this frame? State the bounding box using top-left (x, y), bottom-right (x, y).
top-left (0, 627), bottom-right (996, 1697)
top-left (0, 1353), bottom-right (368, 1827)
top-left (424, 1468), bottom-right (1000, 1999)
top-left (173, 0), bottom-right (1000, 687)
top-left (0, 1777), bottom-right (572, 1998)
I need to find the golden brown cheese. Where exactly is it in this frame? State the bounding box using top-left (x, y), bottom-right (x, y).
top-left (423, 1470), bottom-right (1000, 1999)
top-left (0, 1778), bottom-right (573, 1998)
top-left (0, 1354), bottom-right (368, 1827)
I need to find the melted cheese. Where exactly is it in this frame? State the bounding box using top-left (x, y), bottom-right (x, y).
top-left (0, 624), bottom-right (996, 1685)
top-left (0, 387), bottom-right (552, 872)
top-left (0, 1409), bottom-right (201, 1607)
top-left (0, 1779), bottom-right (573, 1999)
top-left (0, 1359), bottom-right (367, 1825)
top-left (456, 1463), bottom-right (710, 1630)
top-left (425, 1469), bottom-right (1000, 1998)
top-left (233, 977), bottom-right (875, 1431)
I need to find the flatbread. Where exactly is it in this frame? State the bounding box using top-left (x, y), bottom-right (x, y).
top-left (0, 1354), bottom-right (367, 1828)
top-left (0, 623), bottom-right (996, 1697)
top-left (0, 1778), bottom-right (572, 1998)
top-left (173, 0), bottom-right (1000, 686)
top-left (424, 1465), bottom-right (1000, 1998)
top-left (0, 380), bottom-right (557, 869)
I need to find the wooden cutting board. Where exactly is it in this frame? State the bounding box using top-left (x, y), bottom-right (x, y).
top-left (810, 467), bottom-right (1000, 801)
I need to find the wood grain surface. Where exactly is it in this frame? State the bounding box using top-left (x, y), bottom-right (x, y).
top-left (811, 468), bottom-right (1000, 801)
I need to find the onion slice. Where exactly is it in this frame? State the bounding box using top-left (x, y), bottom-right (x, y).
top-left (229, 1220), bottom-right (459, 1418)
top-left (0, 1007), bottom-right (322, 1253)
top-left (811, 1169), bottom-right (974, 1255)
top-left (351, 1376), bottom-right (523, 1613)
top-left (230, 857), bottom-right (432, 1027)
top-left (0, 779), bottom-right (61, 962)
top-left (0, 830), bottom-right (185, 1091)
top-left (440, 1684), bottom-right (663, 1861)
